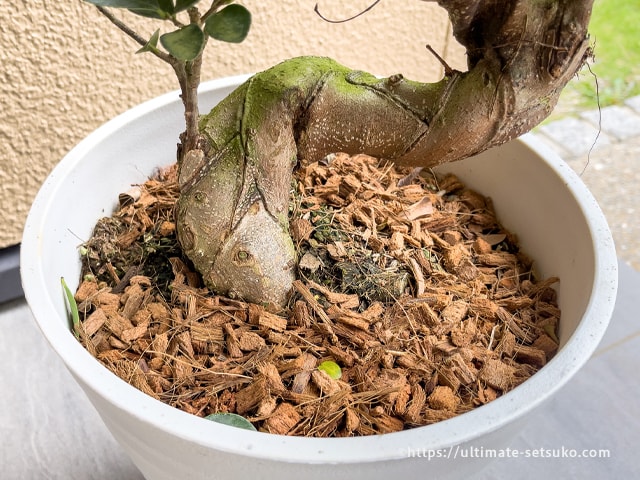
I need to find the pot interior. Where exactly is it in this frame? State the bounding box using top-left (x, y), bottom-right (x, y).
top-left (21, 78), bottom-right (617, 466)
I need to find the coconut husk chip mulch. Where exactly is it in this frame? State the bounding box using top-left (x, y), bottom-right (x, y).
top-left (74, 152), bottom-right (561, 437)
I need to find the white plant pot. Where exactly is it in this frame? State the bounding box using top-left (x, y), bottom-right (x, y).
top-left (21, 76), bottom-right (618, 480)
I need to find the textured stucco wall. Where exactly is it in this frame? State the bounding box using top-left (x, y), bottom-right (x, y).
top-left (0, 0), bottom-right (465, 248)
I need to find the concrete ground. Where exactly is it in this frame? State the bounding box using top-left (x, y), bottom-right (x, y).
top-left (534, 95), bottom-right (640, 271)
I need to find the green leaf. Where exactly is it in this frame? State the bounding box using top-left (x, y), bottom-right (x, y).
top-left (157, 0), bottom-right (175, 14)
top-left (84, 0), bottom-right (159, 7)
top-left (136, 29), bottom-right (161, 54)
top-left (160, 24), bottom-right (205, 61)
top-left (128, 6), bottom-right (171, 19)
top-left (318, 360), bottom-right (342, 380)
top-left (205, 413), bottom-right (257, 431)
top-left (83, 0), bottom-right (171, 19)
top-left (175, 0), bottom-right (200, 12)
top-left (204, 4), bottom-right (251, 43)
top-left (61, 277), bottom-right (80, 337)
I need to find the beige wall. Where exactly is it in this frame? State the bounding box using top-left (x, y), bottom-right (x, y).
top-left (0, 0), bottom-right (464, 248)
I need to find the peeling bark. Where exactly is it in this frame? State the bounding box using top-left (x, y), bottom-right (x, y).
top-left (175, 0), bottom-right (593, 306)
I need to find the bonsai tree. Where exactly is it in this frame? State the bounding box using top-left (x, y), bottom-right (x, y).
top-left (85, 0), bottom-right (593, 307)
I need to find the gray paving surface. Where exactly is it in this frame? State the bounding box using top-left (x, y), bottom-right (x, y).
top-left (534, 95), bottom-right (640, 270)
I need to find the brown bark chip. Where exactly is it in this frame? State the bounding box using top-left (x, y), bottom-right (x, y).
top-left (238, 331), bottom-right (267, 352)
top-left (265, 403), bottom-right (301, 435)
top-left (428, 386), bottom-right (459, 411)
top-left (257, 311), bottom-right (288, 332)
top-left (514, 345), bottom-right (547, 368)
top-left (532, 334), bottom-right (559, 360)
top-left (311, 369), bottom-right (341, 395)
top-left (75, 280), bottom-right (99, 304)
top-left (76, 154), bottom-right (562, 437)
top-left (223, 324), bottom-right (243, 359)
top-left (235, 377), bottom-right (268, 415)
top-left (479, 359), bottom-right (517, 391)
top-left (82, 308), bottom-right (107, 337)
top-left (440, 300), bottom-right (468, 324)
top-left (344, 407), bottom-right (361, 434)
top-left (291, 353), bottom-right (317, 394)
top-left (257, 362), bottom-right (286, 394)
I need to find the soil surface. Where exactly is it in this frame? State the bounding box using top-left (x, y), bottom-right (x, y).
top-left (74, 153), bottom-right (560, 437)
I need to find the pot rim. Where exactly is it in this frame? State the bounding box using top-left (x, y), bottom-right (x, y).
top-left (21, 76), bottom-right (618, 464)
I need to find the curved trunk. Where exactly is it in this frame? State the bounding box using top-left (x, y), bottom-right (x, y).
top-left (175, 0), bottom-right (593, 307)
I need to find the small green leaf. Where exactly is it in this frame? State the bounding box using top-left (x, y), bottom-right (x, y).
top-left (136, 29), bottom-right (161, 54)
top-left (157, 0), bottom-right (175, 14)
top-left (127, 9), bottom-right (169, 19)
top-left (205, 413), bottom-right (257, 431)
top-left (204, 4), bottom-right (251, 43)
top-left (83, 0), bottom-right (171, 19)
top-left (318, 360), bottom-right (342, 380)
top-left (160, 24), bottom-right (205, 61)
top-left (61, 277), bottom-right (80, 336)
top-left (175, 0), bottom-right (200, 12)
top-left (84, 0), bottom-right (159, 7)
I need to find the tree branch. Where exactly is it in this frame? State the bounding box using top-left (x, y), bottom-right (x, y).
top-left (95, 6), bottom-right (174, 65)
top-left (425, 44), bottom-right (455, 76)
top-left (313, 0), bottom-right (383, 23)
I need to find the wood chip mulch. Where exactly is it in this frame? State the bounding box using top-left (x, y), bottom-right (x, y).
top-left (74, 152), bottom-right (560, 437)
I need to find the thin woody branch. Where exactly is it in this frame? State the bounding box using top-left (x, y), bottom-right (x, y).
top-left (425, 44), bottom-right (455, 76)
top-left (95, 4), bottom-right (205, 162)
top-left (95, 6), bottom-right (175, 65)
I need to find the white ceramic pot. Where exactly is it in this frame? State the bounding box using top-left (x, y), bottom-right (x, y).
top-left (21, 77), bottom-right (618, 480)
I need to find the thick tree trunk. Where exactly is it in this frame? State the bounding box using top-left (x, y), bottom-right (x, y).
top-left (175, 0), bottom-right (593, 307)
